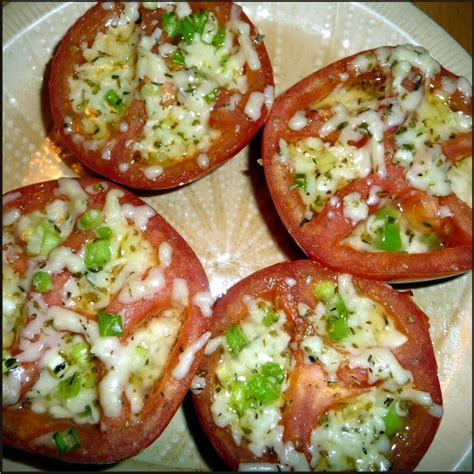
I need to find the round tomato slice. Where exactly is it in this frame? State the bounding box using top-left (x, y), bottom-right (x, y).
top-left (262, 45), bottom-right (472, 281)
top-left (50, 2), bottom-right (274, 190)
top-left (2, 177), bottom-right (212, 463)
top-left (193, 260), bottom-right (443, 471)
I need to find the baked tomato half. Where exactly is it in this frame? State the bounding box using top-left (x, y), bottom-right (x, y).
top-left (193, 260), bottom-right (443, 471)
top-left (262, 44), bottom-right (472, 281)
top-left (50, 2), bottom-right (274, 190)
top-left (2, 177), bottom-right (212, 463)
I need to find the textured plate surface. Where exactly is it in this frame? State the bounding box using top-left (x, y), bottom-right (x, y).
top-left (2, 2), bottom-right (472, 471)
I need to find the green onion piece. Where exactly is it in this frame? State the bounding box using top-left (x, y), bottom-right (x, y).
top-left (230, 380), bottom-right (248, 415)
top-left (3, 352), bottom-right (17, 374)
top-left (327, 315), bottom-right (350, 341)
top-left (31, 271), bottom-right (53, 293)
top-left (422, 232), bottom-right (442, 250)
top-left (258, 302), bottom-right (279, 327)
top-left (98, 312), bottom-right (123, 337)
top-left (96, 226), bottom-right (112, 239)
top-left (84, 78), bottom-right (100, 95)
top-left (211, 26), bottom-right (227, 48)
top-left (376, 222), bottom-right (402, 252)
top-left (171, 50), bottom-right (186, 66)
top-left (142, 2), bottom-right (158, 10)
top-left (247, 363), bottom-right (284, 405)
top-left (53, 428), bottom-right (82, 455)
top-left (314, 280), bottom-right (336, 303)
top-left (59, 372), bottom-right (82, 400)
top-left (179, 16), bottom-right (196, 43)
top-left (383, 405), bottom-right (404, 436)
top-left (224, 324), bottom-right (248, 354)
top-left (104, 89), bottom-right (124, 112)
top-left (190, 9), bottom-right (209, 34)
top-left (204, 88), bottom-right (220, 104)
top-left (375, 206), bottom-right (401, 221)
top-left (79, 404), bottom-right (92, 418)
top-left (69, 343), bottom-right (90, 366)
top-left (78, 209), bottom-right (103, 230)
top-left (161, 12), bottom-right (180, 38)
top-left (84, 237), bottom-right (111, 271)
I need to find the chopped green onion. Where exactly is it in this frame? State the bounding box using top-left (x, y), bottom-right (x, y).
top-left (79, 404), bottom-right (93, 418)
top-left (190, 9), bottom-right (209, 34)
top-left (204, 88), bottom-right (220, 104)
top-left (161, 12), bottom-right (180, 38)
top-left (230, 381), bottom-right (248, 415)
top-left (211, 26), bottom-right (226, 48)
top-left (31, 271), bottom-right (53, 293)
top-left (383, 405), bottom-right (404, 436)
top-left (375, 207), bottom-right (401, 221)
top-left (84, 237), bottom-right (111, 271)
top-left (53, 428), bottom-right (81, 455)
top-left (98, 312), bottom-right (123, 337)
top-left (314, 280), bottom-right (336, 303)
top-left (376, 222), bottom-right (402, 252)
top-left (171, 50), bottom-right (186, 66)
top-left (96, 226), bottom-right (112, 239)
top-left (179, 16), bottom-right (196, 43)
top-left (104, 89), bottom-right (124, 112)
top-left (224, 324), bottom-right (248, 354)
top-left (69, 343), bottom-right (90, 366)
top-left (258, 302), bottom-right (279, 327)
top-left (327, 296), bottom-right (350, 341)
top-left (59, 372), bottom-right (82, 400)
top-left (247, 362), bottom-right (284, 405)
top-left (78, 209), bottom-right (103, 230)
top-left (3, 353), bottom-right (17, 374)
top-left (40, 227), bottom-right (62, 255)
top-left (84, 78), bottom-right (100, 95)
top-left (142, 2), bottom-right (158, 10)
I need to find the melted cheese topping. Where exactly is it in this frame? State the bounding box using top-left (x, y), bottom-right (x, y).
top-left (68, 2), bottom-right (261, 170)
top-left (2, 178), bottom-right (201, 422)
top-left (282, 44), bottom-right (472, 230)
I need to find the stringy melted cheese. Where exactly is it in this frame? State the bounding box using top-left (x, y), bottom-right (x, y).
top-left (2, 179), bottom-right (196, 423)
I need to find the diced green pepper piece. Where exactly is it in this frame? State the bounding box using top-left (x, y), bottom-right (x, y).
top-left (98, 312), bottom-right (123, 337)
top-left (376, 222), bottom-right (402, 252)
top-left (59, 372), bottom-right (82, 400)
top-left (224, 324), bottom-right (248, 354)
top-left (314, 280), bottom-right (336, 303)
top-left (78, 209), bottom-right (103, 230)
top-left (53, 428), bottom-right (81, 455)
top-left (84, 237), bottom-right (111, 271)
top-left (383, 405), bottom-right (404, 436)
top-left (211, 26), bottom-right (226, 48)
top-left (327, 315), bottom-right (350, 341)
top-left (31, 271), bottom-right (53, 293)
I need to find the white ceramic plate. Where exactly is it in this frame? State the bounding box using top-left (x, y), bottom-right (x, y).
top-left (2, 2), bottom-right (472, 471)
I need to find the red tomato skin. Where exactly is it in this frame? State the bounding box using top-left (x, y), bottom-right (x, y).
top-left (2, 177), bottom-right (211, 463)
top-left (192, 260), bottom-right (443, 471)
top-left (49, 2), bottom-right (274, 190)
top-left (262, 46), bottom-right (472, 281)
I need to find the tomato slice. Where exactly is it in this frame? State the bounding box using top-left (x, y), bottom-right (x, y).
top-left (192, 260), bottom-right (443, 471)
top-left (50, 2), bottom-right (274, 190)
top-left (262, 45), bottom-right (472, 281)
top-left (2, 177), bottom-right (211, 463)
